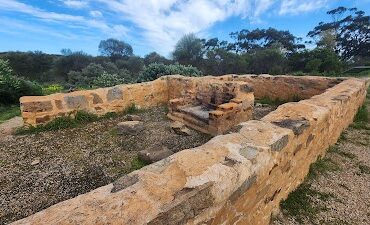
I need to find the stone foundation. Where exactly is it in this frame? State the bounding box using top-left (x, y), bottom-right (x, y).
top-left (14, 75), bottom-right (369, 225)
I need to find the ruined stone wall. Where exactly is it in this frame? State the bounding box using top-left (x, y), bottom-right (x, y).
top-left (20, 78), bottom-right (168, 126)
top-left (20, 75), bottom-right (341, 126)
top-left (219, 74), bottom-right (343, 101)
top-left (13, 77), bottom-right (369, 225)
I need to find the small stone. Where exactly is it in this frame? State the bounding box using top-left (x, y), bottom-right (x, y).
top-left (116, 121), bottom-right (144, 135)
top-left (138, 146), bottom-right (174, 163)
top-left (31, 158), bottom-right (40, 166)
top-left (124, 114), bottom-right (142, 121)
top-left (171, 121), bottom-right (192, 136)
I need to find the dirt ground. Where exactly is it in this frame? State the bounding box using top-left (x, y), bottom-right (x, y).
top-left (271, 94), bottom-right (370, 225)
top-left (0, 107), bottom-right (213, 225)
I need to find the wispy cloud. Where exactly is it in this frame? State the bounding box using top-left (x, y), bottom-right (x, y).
top-left (279, 0), bottom-right (329, 15)
top-left (63, 0), bottom-right (89, 9)
top-left (0, 0), bottom-right (128, 38)
top-left (90, 10), bottom-right (102, 17)
top-left (98, 0), bottom-right (276, 55)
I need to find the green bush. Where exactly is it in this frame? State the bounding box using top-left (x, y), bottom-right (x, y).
top-left (92, 72), bottom-right (125, 87)
top-left (139, 63), bottom-right (202, 82)
top-left (42, 84), bottom-right (64, 95)
top-left (0, 59), bottom-right (43, 105)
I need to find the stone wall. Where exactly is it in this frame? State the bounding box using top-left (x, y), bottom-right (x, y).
top-left (20, 78), bottom-right (168, 125)
top-left (219, 74), bottom-right (344, 101)
top-left (20, 75), bottom-right (342, 126)
top-left (13, 76), bottom-right (369, 225)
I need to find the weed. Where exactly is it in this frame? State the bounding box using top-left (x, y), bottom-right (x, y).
top-left (350, 122), bottom-right (370, 130)
top-left (255, 97), bottom-right (287, 106)
top-left (130, 157), bottom-right (148, 171)
top-left (359, 164), bottom-right (370, 174)
top-left (328, 145), bottom-right (356, 159)
top-left (124, 103), bottom-right (143, 114)
top-left (280, 182), bottom-right (332, 223)
top-left (354, 105), bottom-right (369, 123)
top-left (74, 111), bottom-right (99, 124)
top-left (0, 105), bottom-right (20, 123)
top-left (308, 156), bottom-right (341, 180)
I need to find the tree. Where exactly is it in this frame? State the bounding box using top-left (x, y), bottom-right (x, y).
top-left (308, 7), bottom-right (370, 60)
top-left (98, 38), bottom-right (133, 60)
top-left (139, 63), bottom-right (202, 82)
top-left (248, 47), bottom-right (287, 74)
top-left (172, 34), bottom-right (204, 66)
top-left (0, 59), bottom-right (42, 104)
top-left (229, 28), bottom-right (305, 54)
top-left (144, 52), bottom-right (171, 65)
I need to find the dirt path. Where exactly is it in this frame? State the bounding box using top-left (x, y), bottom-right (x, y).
top-left (272, 91), bottom-right (370, 225)
top-left (0, 117), bottom-right (23, 138)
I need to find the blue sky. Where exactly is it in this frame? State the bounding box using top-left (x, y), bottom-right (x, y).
top-left (0, 0), bottom-right (369, 58)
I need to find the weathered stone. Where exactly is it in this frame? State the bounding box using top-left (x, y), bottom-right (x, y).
top-left (91, 93), bottom-right (103, 104)
top-left (35, 115), bottom-right (51, 124)
top-left (270, 135), bottom-right (289, 151)
top-left (55, 100), bottom-right (63, 110)
top-left (64, 95), bottom-right (88, 109)
top-left (111, 174), bottom-right (139, 193)
top-left (124, 114), bottom-right (142, 121)
top-left (171, 121), bottom-right (192, 136)
top-left (31, 158), bottom-right (40, 166)
top-left (138, 146), bottom-right (174, 163)
top-left (240, 84), bottom-right (253, 93)
top-left (272, 119), bottom-right (310, 135)
top-left (239, 146), bottom-right (259, 160)
top-left (22, 101), bottom-right (53, 112)
top-left (229, 174), bottom-right (257, 202)
top-left (107, 87), bottom-right (123, 102)
top-left (148, 183), bottom-right (214, 225)
top-left (116, 121), bottom-right (144, 135)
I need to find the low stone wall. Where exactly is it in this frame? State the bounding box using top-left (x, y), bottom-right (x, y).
top-left (20, 75), bottom-right (342, 126)
top-left (20, 78), bottom-right (168, 125)
top-left (220, 74), bottom-right (343, 101)
top-left (13, 77), bottom-right (369, 225)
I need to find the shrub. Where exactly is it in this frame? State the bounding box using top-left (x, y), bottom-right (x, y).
top-left (139, 63), bottom-right (202, 82)
top-left (0, 59), bottom-right (43, 105)
top-left (92, 72), bottom-right (125, 87)
top-left (42, 84), bottom-right (64, 95)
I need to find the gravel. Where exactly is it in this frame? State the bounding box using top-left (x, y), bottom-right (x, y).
top-left (272, 108), bottom-right (370, 224)
top-left (0, 107), bottom-right (212, 225)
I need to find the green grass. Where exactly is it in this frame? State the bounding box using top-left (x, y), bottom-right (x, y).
top-left (350, 104), bottom-right (369, 130)
top-left (280, 148), bottom-right (340, 223)
top-left (15, 103), bottom-right (145, 135)
top-left (359, 164), bottom-right (370, 174)
top-left (130, 157), bottom-right (148, 171)
top-left (354, 105), bottom-right (369, 123)
top-left (328, 145), bottom-right (356, 159)
top-left (0, 105), bottom-right (21, 123)
top-left (256, 95), bottom-right (302, 106)
top-left (16, 111), bottom-right (99, 135)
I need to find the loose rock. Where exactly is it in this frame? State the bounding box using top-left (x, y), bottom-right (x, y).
top-left (124, 114), bottom-right (142, 121)
top-left (171, 121), bottom-right (192, 136)
top-left (138, 146), bottom-right (174, 163)
top-left (116, 121), bottom-right (144, 135)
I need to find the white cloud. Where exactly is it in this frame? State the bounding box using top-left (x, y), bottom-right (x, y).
top-left (63, 0), bottom-right (89, 9)
top-left (90, 10), bottom-right (102, 17)
top-left (98, 0), bottom-right (270, 55)
top-left (279, 0), bottom-right (329, 15)
top-left (0, 0), bottom-right (128, 38)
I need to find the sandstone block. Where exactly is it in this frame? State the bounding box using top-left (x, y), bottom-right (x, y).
top-left (107, 87), bottom-right (123, 102)
top-left (138, 146), bottom-right (174, 163)
top-left (64, 95), bottom-right (88, 109)
top-left (116, 121), bottom-right (144, 135)
top-left (171, 121), bottom-right (192, 136)
top-left (22, 101), bottom-right (53, 112)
